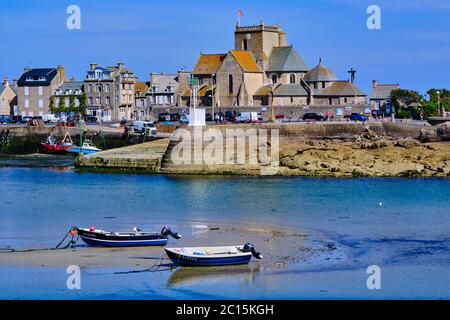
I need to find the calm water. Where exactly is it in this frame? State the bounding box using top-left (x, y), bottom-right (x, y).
top-left (0, 167), bottom-right (449, 299)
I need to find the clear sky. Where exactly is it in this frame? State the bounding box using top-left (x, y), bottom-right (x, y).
top-left (0, 0), bottom-right (448, 96)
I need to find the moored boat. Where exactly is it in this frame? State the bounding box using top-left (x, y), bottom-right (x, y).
top-left (68, 140), bottom-right (102, 155)
top-left (75, 226), bottom-right (181, 247)
top-left (40, 132), bottom-right (74, 154)
top-left (165, 243), bottom-right (263, 267)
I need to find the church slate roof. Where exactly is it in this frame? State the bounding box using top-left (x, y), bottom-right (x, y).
top-left (370, 84), bottom-right (399, 100)
top-left (315, 81), bottom-right (366, 96)
top-left (266, 46), bottom-right (309, 72)
top-left (253, 83), bottom-right (309, 97)
top-left (192, 54), bottom-right (227, 75)
top-left (229, 50), bottom-right (262, 73)
top-left (273, 84), bottom-right (309, 96)
top-left (304, 62), bottom-right (337, 82)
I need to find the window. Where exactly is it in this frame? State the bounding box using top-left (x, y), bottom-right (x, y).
top-left (105, 84), bottom-right (110, 92)
top-left (24, 87), bottom-right (29, 96)
top-left (38, 76), bottom-right (45, 81)
top-left (38, 99), bottom-right (43, 108)
top-left (88, 84), bottom-right (92, 93)
top-left (290, 74), bottom-right (296, 84)
top-left (97, 85), bottom-right (103, 92)
top-left (38, 86), bottom-right (43, 96)
top-left (89, 97), bottom-right (93, 105)
top-left (24, 99), bottom-right (29, 108)
top-left (243, 39), bottom-right (248, 51)
top-left (322, 82), bottom-right (326, 89)
top-left (26, 76), bottom-right (33, 81)
top-left (271, 74), bottom-right (277, 84)
top-left (291, 97), bottom-right (294, 103)
top-left (228, 75), bottom-right (233, 94)
top-left (105, 97), bottom-right (110, 105)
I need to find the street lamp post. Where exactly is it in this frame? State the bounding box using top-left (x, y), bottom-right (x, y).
top-left (436, 90), bottom-right (441, 116)
top-left (212, 73), bottom-right (216, 124)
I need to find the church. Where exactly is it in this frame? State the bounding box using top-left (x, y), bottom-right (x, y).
top-left (182, 22), bottom-right (367, 108)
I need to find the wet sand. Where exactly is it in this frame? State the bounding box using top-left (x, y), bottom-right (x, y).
top-left (0, 223), bottom-right (344, 273)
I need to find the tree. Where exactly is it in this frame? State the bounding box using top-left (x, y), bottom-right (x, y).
top-left (390, 89), bottom-right (424, 119)
top-left (49, 96), bottom-right (57, 113)
top-left (69, 95), bottom-right (76, 112)
top-left (78, 93), bottom-right (87, 115)
top-left (60, 96), bottom-right (66, 111)
top-left (427, 89), bottom-right (450, 113)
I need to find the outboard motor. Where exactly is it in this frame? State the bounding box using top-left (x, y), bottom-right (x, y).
top-left (161, 226), bottom-right (182, 239)
top-left (243, 243), bottom-right (263, 259)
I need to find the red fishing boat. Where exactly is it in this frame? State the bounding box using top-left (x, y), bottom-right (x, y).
top-left (40, 132), bottom-right (74, 154)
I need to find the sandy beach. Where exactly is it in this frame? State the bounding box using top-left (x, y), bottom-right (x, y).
top-left (0, 223), bottom-right (343, 272)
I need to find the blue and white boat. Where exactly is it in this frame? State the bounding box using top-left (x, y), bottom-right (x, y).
top-left (68, 141), bottom-right (102, 155)
top-left (75, 226), bottom-right (181, 247)
top-left (165, 243), bottom-right (263, 267)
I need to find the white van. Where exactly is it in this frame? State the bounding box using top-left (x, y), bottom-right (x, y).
top-left (133, 121), bottom-right (157, 135)
top-left (235, 112), bottom-right (258, 123)
top-left (42, 114), bottom-right (60, 123)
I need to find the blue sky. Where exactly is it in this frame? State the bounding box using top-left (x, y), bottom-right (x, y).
top-left (0, 0), bottom-right (449, 96)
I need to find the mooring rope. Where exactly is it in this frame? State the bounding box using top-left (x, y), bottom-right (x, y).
top-left (0, 228), bottom-right (79, 253)
top-left (114, 249), bottom-right (171, 275)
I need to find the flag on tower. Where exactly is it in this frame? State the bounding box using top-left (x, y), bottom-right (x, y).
top-left (237, 9), bottom-right (244, 26)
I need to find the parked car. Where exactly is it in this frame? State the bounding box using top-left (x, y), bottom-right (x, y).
top-left (350, 113), bottom-right (367, 122)
top-left (42, 114), bottom-right (60, 123)
top-left (179, 114), bottom-right (190, 124)
top-left (133, 120), bottom-right (157, 135)
top-left (170, 113), bottom-right (180, 121)
top-left (0, 114), bottom-right (12, 124)
top-left (235, 112), bottom-right (259, 123)
top-left (22, 116), bottom-right (33, 123)
top-left (224, 111), bottom-right (235, 122)
top-left (214, 112), bottom-right (224, 123)
top-left (11, 115), bottom-right (22, 123)
top-left (84, 116), bottom-right (98, 123)
top-left (205, 113), bottom-right (213, 122)
top-left (158, 112), bottom-right (170, 122)
top-left (302, 113), bottom-right (325, 122)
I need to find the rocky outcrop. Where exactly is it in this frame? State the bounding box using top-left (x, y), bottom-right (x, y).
top-left (279, 129), bottom-right (450, 177)
top-left (419, 122), bottom-right (450, 142)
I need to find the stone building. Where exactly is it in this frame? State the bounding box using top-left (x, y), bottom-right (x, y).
top-left (51, 79), bottom-right (84, 119)
top-left (214, 50), bottom-right (264, 106)
top-left (134, 81), bottom-right (149, 120)
top-left (234, 22), bottom-right (287, 71)
top-left (147, 73), bottom-right (179, 107)
top-left (370, 80), bottom-right (400, 109)
top-left (16, 66), bottom-right (65, 117)
top-left (185, 22), bottom-right (368, 108)
top-left (84, 62), bottom-right (136, 122)
top-left (0, 78), bottom-right (17, 115)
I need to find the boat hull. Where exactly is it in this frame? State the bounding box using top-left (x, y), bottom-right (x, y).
top-left (76, 228), bottom-right (168, 247)
top-left (68, 147), bottom-right (101, 155)
top-left (40, 143), bottom-right (72, 154)
top-left (165, 248), bottom-right (252, 266)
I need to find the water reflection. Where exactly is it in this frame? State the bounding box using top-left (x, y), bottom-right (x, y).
top-left (167, 264), bottom-right (261, 287)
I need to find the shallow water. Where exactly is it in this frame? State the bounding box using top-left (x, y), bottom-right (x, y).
top-left (0, 167), bottom-right (449, 299)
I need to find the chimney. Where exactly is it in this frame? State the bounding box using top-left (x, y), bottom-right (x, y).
top-left (117, 62), bottom-right (125, 71)
top-left (90, 63), bottom-right (97, 71)
top-left (13, 79), bottom-right (18, 88)
top-left (3, 77), bottom-right (9, 87)
top-left (57, 65), bottom-right (66, 83)
top-left (372, 80), bottom-right (378, 88)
